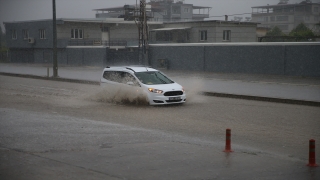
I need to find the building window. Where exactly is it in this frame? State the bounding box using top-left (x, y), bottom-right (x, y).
top-left (172, 6), bottom-right (180, 14)
top-left (101, 26), bottom-right (108, 32)
top-left (314, 7), bottom-right (319, 12)
top-left (276, 16), bottom-right (288, 21)
top-left (223, 30), bottom-right (231, 41)
top-left (184, 8), bottom-right (189, 13)
top-left (71, 28), bottom-right (83, 39)
top-left (277, 25), bottom-right (289, 31)
top-left (305, 16), bottom-right (310, 21)
top-left (200, 30), bottom-right (207, 41)
top-left (156, 31), bottom-right (172, 41)
top-left (163, 10), bottom-right (167, 15)
top-left (270, 16), bottom-right (275, 21)
top-left (11, 29), bottom-right (17, 39)
top-left (295, 15), bottom-right (304, 21)
top-left (315, 16), bottom-right (319, 21)
top-left (22, 29), bottom-right (29, 39)
top-left (257, 17), bottom-right (268, 22)
top-left (39, 29), bottom-right (46, 39)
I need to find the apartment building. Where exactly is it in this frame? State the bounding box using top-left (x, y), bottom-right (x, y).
top-left (94, 0), bottom-right (211, 22)
top-left (251, 0), bottom-right (320, 34)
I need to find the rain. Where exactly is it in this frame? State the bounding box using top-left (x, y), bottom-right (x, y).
top-left (0, 0), bottom-right (320, 179)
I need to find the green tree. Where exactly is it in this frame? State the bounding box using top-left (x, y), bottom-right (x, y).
top-left (289, 23), bottom-right (314, 37)
top-left (263, 26), bottom-right (286, 42)
top-left (266, 26), bottom-right (285, 36)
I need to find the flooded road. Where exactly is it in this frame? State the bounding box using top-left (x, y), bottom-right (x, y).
top-left (1, 63), bottom-right (320, 102)
top-left (0, 75), bottom-right (319, 179)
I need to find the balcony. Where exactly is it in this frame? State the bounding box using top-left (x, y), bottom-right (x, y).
top-left (192, 14), bottom-right (209, 19)
top-left (68, 39), bottom-right (127, 48)
top-left (171, 14), bottom-right (181, 18)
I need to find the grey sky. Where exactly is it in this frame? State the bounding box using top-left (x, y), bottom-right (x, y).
top-left (0, 0), bottom-right (318, 32)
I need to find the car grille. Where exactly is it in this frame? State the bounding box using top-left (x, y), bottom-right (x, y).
top-left (166, 99), bottom-right (183, 103)
top-left (164, 91), bottom-right (183, 96)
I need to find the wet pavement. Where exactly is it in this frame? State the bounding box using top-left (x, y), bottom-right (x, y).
top-left (1, 68), bottom-right (319, 180)
top-left (0, 63), bottom-right (320, 103)
top-left (1, 107), bottom-right (319, 180)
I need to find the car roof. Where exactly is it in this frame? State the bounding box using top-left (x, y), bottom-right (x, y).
top-left (104, 66), bottom-right (158, 73)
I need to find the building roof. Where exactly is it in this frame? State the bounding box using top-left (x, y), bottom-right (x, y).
top-left (150, 27), bottom-right (191, 31)
top-left (93, 3), bottom-right (211, 12)
top-left (252, 1), bottom-right (319, 8)
top-left (164, 20), bottom-right (259, 25)
top-left (192, 5), bottom-right (212, 10)
top-left (3, 18), bottom-right (163, 25)
top-left (93, 5), bottom-right (137, 12)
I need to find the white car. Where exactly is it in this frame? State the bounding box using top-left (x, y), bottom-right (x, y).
top-left (100, 66), bottom-right (186, 105)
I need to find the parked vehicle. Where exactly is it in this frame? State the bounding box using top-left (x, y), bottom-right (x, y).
top-left (100, 66), bottom-right (186, 105)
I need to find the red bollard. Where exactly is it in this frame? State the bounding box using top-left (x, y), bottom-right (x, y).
top-left (223, 128), bottom-right (233, 152)
top-left (307, 139), bottom-right (318, 167)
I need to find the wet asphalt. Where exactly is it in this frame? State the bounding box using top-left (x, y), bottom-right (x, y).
top-left (0, 63), bottom-right (320, 179)
top-left (0, 63), bottom-right (319, 105)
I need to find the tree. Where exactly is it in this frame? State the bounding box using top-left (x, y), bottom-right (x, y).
top-left (289, 23), bottom-right (314, 37)
top-left (266, 26), bottom-right (285, 36)
top-left (263, 26), bottom-right (286, 42)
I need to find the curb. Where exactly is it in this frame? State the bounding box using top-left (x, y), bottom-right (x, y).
top-left (1, 72), bottom-right (319, 107)
top-left (202, 92), bottom-right (320, 107)
top-left (0, 72), bottom-right (99, 85)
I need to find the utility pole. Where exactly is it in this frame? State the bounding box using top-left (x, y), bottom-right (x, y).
top-left (138, 0), bottom-right (149, 65)
top-left (0, 26), bottom-right (2, 48)
top-left (52, 0), bottom-right (58, 77)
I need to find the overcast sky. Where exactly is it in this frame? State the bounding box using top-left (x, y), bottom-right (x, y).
top-left (1, 0), bottom-right (318, 32)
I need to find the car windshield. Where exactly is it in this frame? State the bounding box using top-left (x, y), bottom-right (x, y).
top-left (135, 71), bottom-right (174, 85)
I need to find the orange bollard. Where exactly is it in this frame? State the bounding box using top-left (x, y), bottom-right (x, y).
top-left (223, 128), bottom-right (233, 152)
top-left (307, 139), bottom-right (318, 167)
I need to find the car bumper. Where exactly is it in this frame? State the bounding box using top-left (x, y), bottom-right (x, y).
top-left (147, 93), bottom-right (187, 105)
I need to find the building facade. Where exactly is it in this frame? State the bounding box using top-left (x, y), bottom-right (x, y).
top-left (150, 21), bottom-right (258, 43)
top-left (4, 18), bottom-right (258, 66)
top-left (251, 0), bottom-right (320, 34)
top-left (4, 18), bottom-right (162, 65)
top-left (3, 18), bottom-right (320, 77)
top-left (94, 0), bottom-right (211, 22)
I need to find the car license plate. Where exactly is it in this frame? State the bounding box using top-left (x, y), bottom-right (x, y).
top-left (169, 97), bottom-right (181, 100)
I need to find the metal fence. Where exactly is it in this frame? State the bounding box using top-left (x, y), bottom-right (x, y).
top-left (258, 36), bottom-right (320, 42)
top-left (0, 50), bottom-right (9, 62)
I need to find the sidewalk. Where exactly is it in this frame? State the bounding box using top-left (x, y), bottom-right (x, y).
top-left (1, 63), bottom-right (320, 105)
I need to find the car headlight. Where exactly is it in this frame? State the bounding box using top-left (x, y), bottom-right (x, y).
top-left (148, 88), bottom-right (163, 94)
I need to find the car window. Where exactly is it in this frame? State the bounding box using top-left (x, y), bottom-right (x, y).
top-left (103, 71), bottom-right (139, 86)
top-left (135, 71), bottom-right (174, 85)
top-left (103, 71), bottom-right (122, 83)
top-left (122, 72), bottom-right (140, 86)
